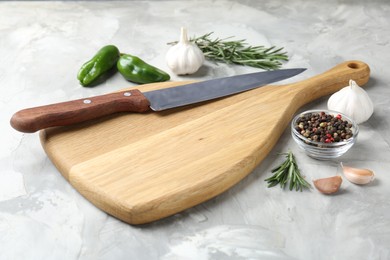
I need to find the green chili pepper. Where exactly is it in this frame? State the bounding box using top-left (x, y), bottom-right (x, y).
top-left (77, 45), bottom-right (120, 86)
top-left (117, 54), bottom-right (170, 84)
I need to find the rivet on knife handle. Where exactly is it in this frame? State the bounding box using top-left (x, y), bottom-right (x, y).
top-left (10, 90), bottom-right (151, 133)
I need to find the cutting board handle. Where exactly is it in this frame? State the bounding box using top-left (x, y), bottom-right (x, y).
top-left (10, 89), bottom-right (151, 133)
top-left (288, 60), bottom-right (370, 107)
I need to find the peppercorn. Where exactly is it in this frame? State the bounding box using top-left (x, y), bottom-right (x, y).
top-left (319, 122), bottom-right (327, 128)
top-left (294, 112), bottom-right (354, 143)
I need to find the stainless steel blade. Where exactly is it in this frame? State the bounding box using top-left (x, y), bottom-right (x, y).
top-left (143, 68), bottom-right (306, 111)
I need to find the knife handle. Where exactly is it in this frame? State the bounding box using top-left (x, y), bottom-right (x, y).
top-left (10, 89), bottom-right (151, 133)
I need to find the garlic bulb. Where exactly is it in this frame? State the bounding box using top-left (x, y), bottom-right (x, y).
top-left (313, 176), bottom-right (342, 194)
top-left (327, 79), bottom-right (374, 124)
top-left (166, 27), bottom-right (204, 75)
top-left (341, 162), bottom-right (375, 185)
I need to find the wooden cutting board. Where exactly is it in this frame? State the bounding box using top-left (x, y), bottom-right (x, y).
top-left (40, 61), bottom-right (370, 224)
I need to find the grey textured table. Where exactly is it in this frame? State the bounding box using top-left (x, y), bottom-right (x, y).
top-left (1, 1), bottom-right (389, 259)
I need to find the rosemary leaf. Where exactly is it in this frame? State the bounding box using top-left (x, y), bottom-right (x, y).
top-left (168, 32), bottom-right (289, 70)
top-left (265, 151), bottom-right (311, 192)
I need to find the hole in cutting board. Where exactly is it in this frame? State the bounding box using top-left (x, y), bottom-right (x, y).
top-left (347, 63), bottom-right (359, 69)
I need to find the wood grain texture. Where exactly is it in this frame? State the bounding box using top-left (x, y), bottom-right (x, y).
top-left (10, 89), bottom-right (150, 133)
top-left (40, 61), bottom-right (370, 224)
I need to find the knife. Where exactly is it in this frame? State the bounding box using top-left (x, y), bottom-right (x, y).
top-left (10, 68), bottom-right (305, 133)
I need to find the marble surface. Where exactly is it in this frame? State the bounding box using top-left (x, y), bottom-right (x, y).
top-left (1, 1), bottom-right (390, 259)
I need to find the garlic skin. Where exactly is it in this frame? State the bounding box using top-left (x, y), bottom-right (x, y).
top-left (313, 176), bottom-right (342, 194)
top-left (327, 79), bottom-right (374, 124)
top-left (341, 163), bottom-right (375, 185)
top-left (166, 27), bottom-right (204, 75)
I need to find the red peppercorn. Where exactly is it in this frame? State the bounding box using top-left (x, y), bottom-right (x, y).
top-left (336, 114), bottom-right (342, 119)
top-left (325, 138), bottom-right (331, 143)
top-left (326, 133), bottom-right (332, 138)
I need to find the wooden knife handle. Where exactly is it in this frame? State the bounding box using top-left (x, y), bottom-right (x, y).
top-left (10, 89), bottom-right (151, 133)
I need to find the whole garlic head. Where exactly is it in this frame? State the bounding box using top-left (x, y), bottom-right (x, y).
top-left (327, 79), bottom-right (374, 124)
top-left (166, 27), bottom-right (204, 75)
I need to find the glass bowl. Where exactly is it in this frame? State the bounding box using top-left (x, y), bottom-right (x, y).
top-left (291, 110), bottom-right (359, 160)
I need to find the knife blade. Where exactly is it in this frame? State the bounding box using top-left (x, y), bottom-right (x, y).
top-left (10, 68), bottom-right (305, 133)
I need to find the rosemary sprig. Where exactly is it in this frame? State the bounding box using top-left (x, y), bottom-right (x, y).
top-left (168, 32), bottom-right (289, 70)
top-left (265, 151), bottom-right (311, 191)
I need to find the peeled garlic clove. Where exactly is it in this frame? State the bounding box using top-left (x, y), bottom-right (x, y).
top-left (313, 176), bottom-right (342, 194)
top-left (341, 163), bottom-right (375, 185)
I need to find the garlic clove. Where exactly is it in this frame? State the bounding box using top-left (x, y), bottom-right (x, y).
top-left (327, 79), bottom-right (374, 124)
top-left (313, 176), bottom-right (342, 194)
top-left (341, 162), bottom-right (375, 185)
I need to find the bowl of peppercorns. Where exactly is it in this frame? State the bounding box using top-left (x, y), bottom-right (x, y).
top-left (291, 110), bottom-right (359, 160)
